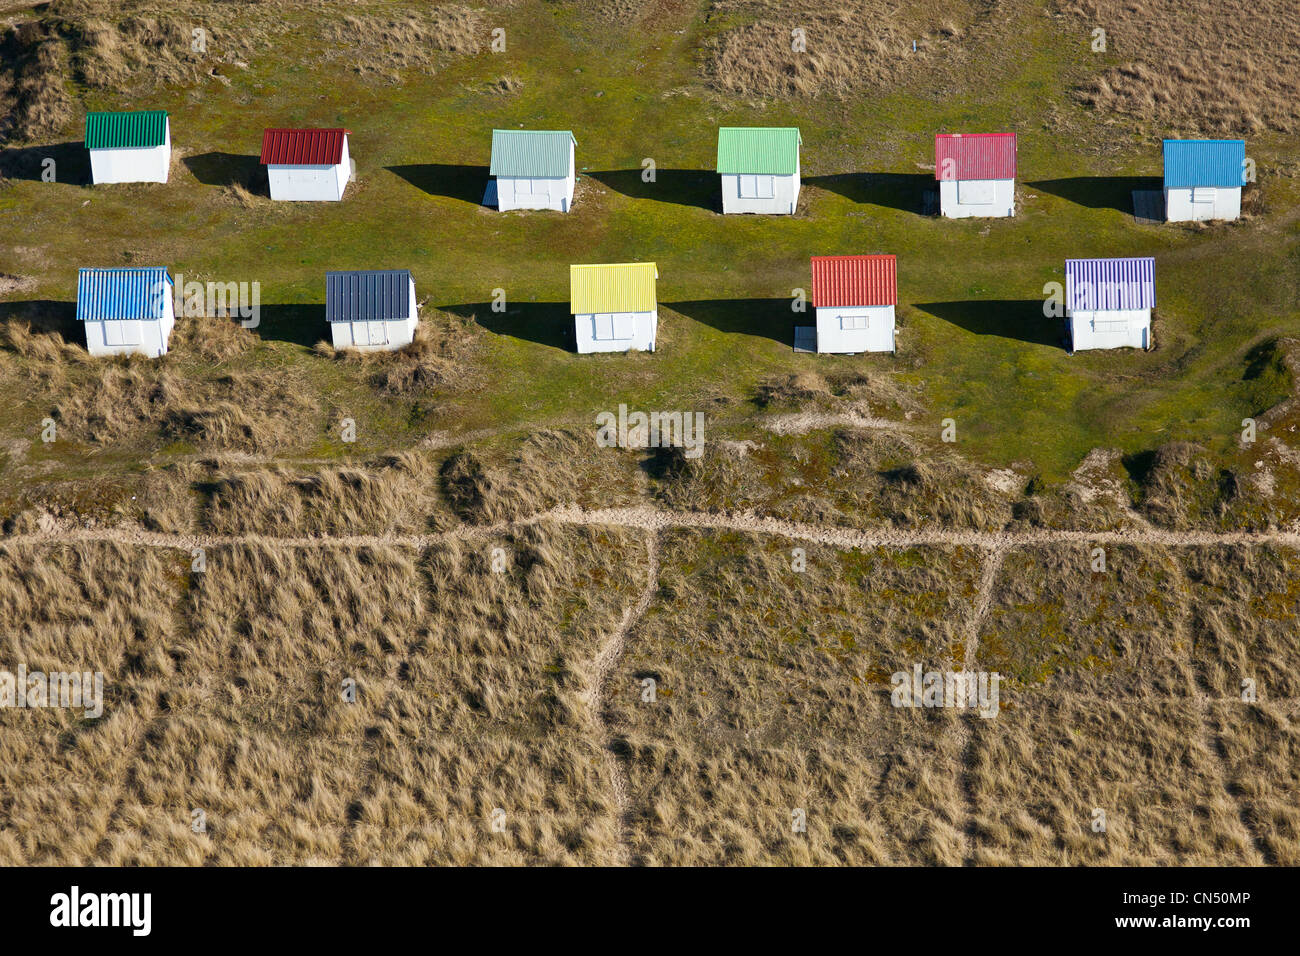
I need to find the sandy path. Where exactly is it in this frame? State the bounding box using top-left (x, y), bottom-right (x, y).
top-left (953, 545), bottom-right (1006, 865)
top-left (585, 532), bottom-right (660, 866)
top-left (8, 505), bottom-right (1300, 552)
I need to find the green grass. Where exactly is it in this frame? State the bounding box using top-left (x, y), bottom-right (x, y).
top-left (1, 0), bottom-right (1298, 486)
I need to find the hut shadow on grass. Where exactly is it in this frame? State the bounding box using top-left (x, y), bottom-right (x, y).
top-left (253, 304), bottom-right (328, 348)
top-left (916, 300), bottom-right (1063, 349)
top-left (586, 169), bottom-right (717, 211)
top-left (184, 151), bottom-right (264, 191)
top-left (804, 172), bottom-right (933, 214)
top-left (443, 301), bottom-right (573, 351)
top-left (0, 300), bottom-right (77, 340)
top-left (387, 164), bottom-right (491, 206)
top-left (667, 298), bottom-right (798, 346)
top-left (1028, 176), bottom-right (1161, 213)
top-left (0, 142), bottom-right (89, 184)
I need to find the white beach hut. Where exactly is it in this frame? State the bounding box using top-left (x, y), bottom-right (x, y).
top-left (76, 267), bottom-right (175, 358)
top-left (261, 128), bottom-right (352, 202)
top-left (489, 130), bottom-right (577, 212)
top-left (810, 255), bottom-right (897, 354)
top-left (935, 133), bottom-right (1016, 219)
top-left (325, 270), bottom-right (418, 351)
top-left (86, 110), bottom-right (171, 184)
top-left (571, 262), bottom-right (658, 354)
top-left (1162, 139), bottom-right (1245, 223)
top-left (1066, 257), bottom-right (1155, 352)
top-left (716, 127), bottom-right (802, 215)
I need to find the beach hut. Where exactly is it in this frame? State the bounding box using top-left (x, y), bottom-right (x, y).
top-left (76, 267), bottom-right (175, 358)
top-left (716, 127), bottom-right (802, 215)
top-left (490, 130), bottom-right (577, 212)
top-left (261, 128), bottom-right (352, 201)
top-left (325, 270), bottom-right (418, 351)
top-left (1065, 257), bottom-right (1155, 352)
top-left (935, 133), bottom-right (1016, 218)
top-left (810, 255), bottom-right (897, 354)
top-left (86, 110), bottom-right (171, 184)
top-left (571, 262), bottom-right (658, 353)
top-left (1163, 139), bottom-right (1245, 222)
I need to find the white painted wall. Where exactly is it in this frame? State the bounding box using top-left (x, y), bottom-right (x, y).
top-left (720, 166), bottom-right (800, 215)
top-left (1164, 185), bottom-right (1241, 222)
top-left (814, 305), bottom-right (895, 353)
top-left (496, 141), bottom-right (575, 212)
top-left (575, 310), bottom-right (657, 353)
top-left (89, 119), bottom-right (171, 184)
top-left (267, 137), bottom-right (351, 201)
top-left (1069, 307), bottom-right (1151, 351)
top-left (83, 297), bottom-right (175, 358)
top-left (328, 277), bottom-right (418, 351)
top-left (939, 178), bottom-right (1014, 218)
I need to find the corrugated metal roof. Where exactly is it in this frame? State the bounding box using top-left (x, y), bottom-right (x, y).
top-left (1162, 139), bottom-right (1246, 188)
top-left (811, 255), bottom-right (897, 308)
top-left (85, 110), bottom-right (168, 150)
top-left (934, 133), bottom-right (1017, 181)
top-left (489, 130), bottom-right (576, 178)
top-left (76, 268), bottom-right (173, 321)
top-left (570, 263), bottom-right (658, 314)
top-left (1065, 257), bottom-right (1155, 311)
top-left (325, 270), bottom-right (413, 323)
top-left (260, 129), bottom-right (350, 166)
top-left (716, 127), bottom-right (802, 175)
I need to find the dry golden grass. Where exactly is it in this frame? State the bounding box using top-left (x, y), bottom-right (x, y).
top-left (71, 15), bottom-right (214, 91)
top-left (0, 317), bottom-right (87, 367)
top-left (49, 361), bottom-right (317, 451)
top-left (1059, 0), bottom-right (1300, 135)
top-left (203, 452), bottom-right (454, 536)
top-left (613, 530), bottom-right (981, 745)
top-left (0, 314), bottom-right (317, 451)
top-left (1130, 441), bottom-right (1233, 528)
top-left (112, 524), bottom-right (643, 863)
top-left (0, 522), bottom-right (648, 864)
top-left (970, 695), bottom-right (1259, 864)
top-left (1206, 701), bottom-right (1300, 865)
top-left (0, 516), bottom-right (1296, 864)
top-left (0, 21), bottom-right (75, 142)
top-left (440, 428), bottom-right (645, 524)
top-left (0, 542), bottom-right (184, 865)
top-left (977, 544), bottom-right (1196, 696)
top-left (0, 2), bottom-right (268, 141)
top-left (321, 309), bottom-right (482, 397)
top-left (347, 735), bottom-right (619, 864)
top-left (700, 0), bottom-right (978, 98)
top-left (609, 529), bottom-right (977, 863)
top-left (650, 425), bottom-right (1013, 530)
top-left (319, 6), bottom-right (485, 78)
top-left (621, 730), bottom-right (966, 865)
top-left (1182, 546), bottom-right (1300, 699)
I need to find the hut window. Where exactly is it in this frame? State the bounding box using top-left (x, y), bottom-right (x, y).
top-left (611, 313), bottom-right (635, 339)
top-left (738, 175), bottom-right (774, 199)
top-left (104, 320), bottom-right (142, 346)
top-left (957, 179), bottom-right (995, 204)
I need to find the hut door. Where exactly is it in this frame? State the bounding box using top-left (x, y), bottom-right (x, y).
top-left (368, 321), bottom-right (388, 346)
